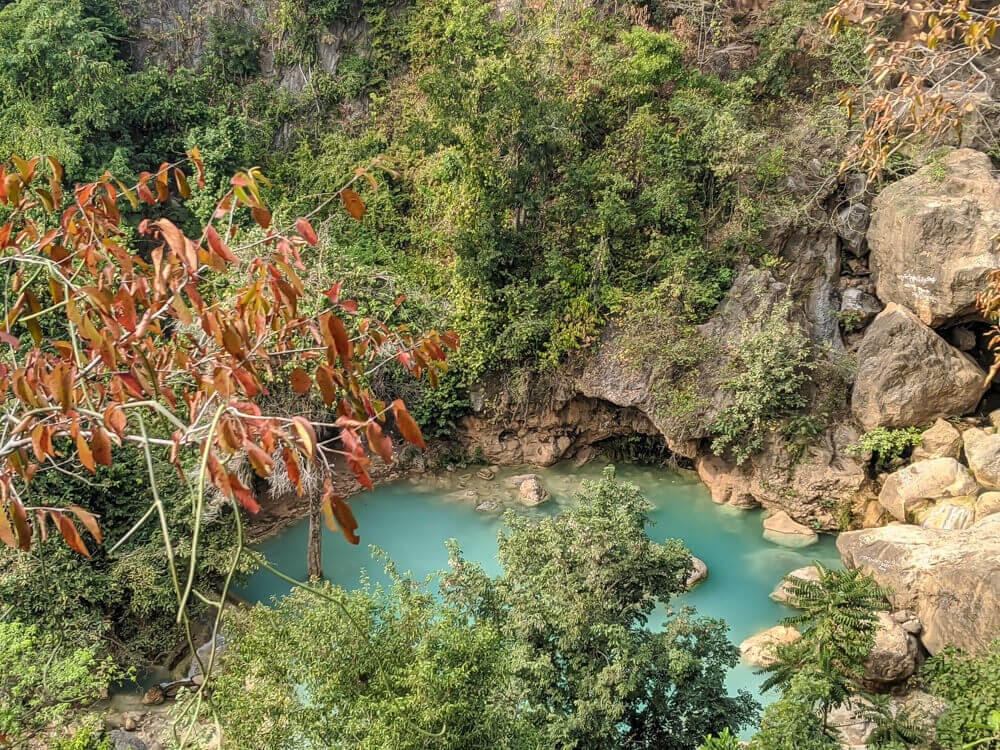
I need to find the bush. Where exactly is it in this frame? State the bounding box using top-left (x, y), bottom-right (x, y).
top-left (847, 427), bottom-right (923, 472)
top-left (922, 640), bottom-right (1000, 748)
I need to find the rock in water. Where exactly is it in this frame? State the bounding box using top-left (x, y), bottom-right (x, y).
top-left (837, 515), bottom-right (1000, 654)
top-left (769, 565), bottom-right (821, 605)
top-left (762, 510), bottom-right (818, 547)
top-left (739, 625), bottom-right (801, 667)
top-left (514, 475), bottom-right (549, 506)
top-left (686, 556), bottom-right (708, 588)
top-left (877, 457), bottom-right (979, 522)
top-left (851, 305), bottom-right (986, 430)
top-left (867, 148), bottom-right (1000, 327)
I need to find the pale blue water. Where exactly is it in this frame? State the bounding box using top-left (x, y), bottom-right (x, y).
top-left (240, 461), bottom-right (842, 712)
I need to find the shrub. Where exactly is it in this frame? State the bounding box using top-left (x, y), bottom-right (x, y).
top-left (922, 640), bottom-right (1000, 749)
top-left (847, 427), bottom-right (923, 472)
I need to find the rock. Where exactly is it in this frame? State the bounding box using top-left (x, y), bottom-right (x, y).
top-left (762, 510), bottom-right (818, 547)
top-left (864, 612), bottom-right (919, 688)
top-left (827, 699), bottom-right (875, 749)
top-left (187, 634), bottom-right (226, 679)
top-left (976, 491), bottom-right (1000, 522)
top-left (867, 148), bottom-right (1000, 327)
top-left (861, 499), bottom-right (889, 528)
top-left (839, 287), bottom-right (881, 329)
top-left (917, 499), bottom-right (977, 530)
top-left (911, 419), bottom-right (963, 461)
top-left (833, 203), bottom-right (871, 255)
top-left (950, 325), bottom-right (977, 351)
top-left (770, 565), bottom-right (821, 605)
top-left (517, 476), bottom-right (549, 506)
top-left (962, 427), bottom-right (1000, 488)
top-left (476, 467), bottom-right (496, 481)
top-left (837, 514), bottom-right (1000, 654)
top-left (851, 305), bottom-right (987, 430)
top-left (695, 454), bottom-right (758, 509)
top-left (877, 457), bottom-right (979, 522)
top-left (109, 731), bottom-right (148, 750)
top-left (124, 716), bottom-right (138, 731)
top-left (739, 625), bottom-right (801, 667)
top-left (475, 500), bottom-right (500, 512)
top-left (686, 556), bottom-right (708, 588)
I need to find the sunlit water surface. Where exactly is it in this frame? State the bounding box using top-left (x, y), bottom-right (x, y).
top-left (240, 461), bottom-right (842, 714)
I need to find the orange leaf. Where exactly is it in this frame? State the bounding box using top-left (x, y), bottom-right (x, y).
top-left (391, 399), bottom-right (426, 449)
top-left (76, 431), bottom-right (95, 473)
top-left (246, 443), bottom-right (274, 477)
top-left (330, 494), bottom-right (360, 545)
top-left (339, 188), bottom-right (367, 221)
top-left (103, 405), bottom-right (127, 438)
top-left (282, 446), bottom-right (303, 496)
top-left (68, 505), bottom-right (102, 545)
top-left (206, 226), bottom-right (238, 263)
top-left (366, 422), bottom-right (393, 464)
top-left (0, 503), bottom-right (15, 548)
top-left (295, 217), bottom-right (319, 246)
top-left (290, 417), bottom-right (317, 462)
top-left (91, 426), bottom-right (112, 466)
top-left (55, 512), bottom-right (90, 557)
top-left (10, 500), bottom-right (31, 551)
top-left (315, 364), bottom-right (338, 405)
top-left (289, 368), bottom-right (312, 395)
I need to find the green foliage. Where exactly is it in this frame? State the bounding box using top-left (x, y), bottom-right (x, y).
top-left (0, 621), bottom-right (117, 746)
top-left (210, 469), bottom-right (757, 748)
top-left (710, 300), bottom-right (815, 464)
top-left (847, 427), bottom-right (923, 472)
top-left (698, 728), bottom-right (743, 749)
top-left (923, 640), bottom-right (1000, 749)
top-left (202, 17), bottom-right (261, 80)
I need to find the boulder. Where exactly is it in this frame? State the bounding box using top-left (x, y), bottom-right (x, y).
top-left (976, 491), bottom-right (1000, 522)
top-left (695, 454), bottom-right (758, 509)
top-left (833, 203), bottom-right (871, 255)
top-left (867, 148), bottom-right (1000, 327)
top-left (863, 612), bottom-right (919, 688)
top-left (739, 625), bottom-right (801, 667)
top-left (916, 499), bottom-right (977, 530)
top-left (770, 565), bottom-right (821, 605)
top-left (949, 325), bottom-right (977, 351)
top-left (762, 510), bottom-right (819, 547)
top-left (516, 475), bottom-right (549, 506)
top-left (109, 731), bottom-right (148, 750)
top-left (962, 427), bottom-right (1000, 488)
top-left (837, 514), bottom-right (1000, 654)
top-left (839, 287), bottom-right (882, 329)
top-left (827, 700), bottom-right (876, 750)
top-left (187, 634), bottom-right (226, 679)
top-left (877, 458), bottom-right (979, 522)
top-left (911, 419), bottom-right (963, 461)
top-left (686, 556), bottom-right (709, 588)
top-left (851, 305), bottom-right (987, 430)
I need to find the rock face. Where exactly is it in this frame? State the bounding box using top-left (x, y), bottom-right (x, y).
top-left (739, 625), bottom-right (801, 667)
top-left (867, 148), bottom-right (1000, 327)
top-left (695, 454), bottom-right (758, 508)
top-left (770, 565), bottom-right (821, 605)
top-left (962, 427), bottom-right (1000, 488)
top-left (877, 457), bottom-right (979, 522)
top-left (837, 514), bottom-right (1000, 654)
top-left (851, 305), bottom-right (987, 430)
top-left (762, 510), bottom-right (819, 547)
top-left (912, 418), bottom-right (963, 461)
top-left (863, 612), bottom-right (919, 688)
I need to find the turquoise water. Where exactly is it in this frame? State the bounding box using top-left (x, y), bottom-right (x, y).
top-left (240, 461), bottom-right (842, 709)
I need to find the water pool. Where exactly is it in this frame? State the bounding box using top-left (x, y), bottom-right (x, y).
top-left (240, 461), bottom-right (843, 708)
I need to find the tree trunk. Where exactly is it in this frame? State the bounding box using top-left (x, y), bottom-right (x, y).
top-left (307, 493), bottom-right (323, 580)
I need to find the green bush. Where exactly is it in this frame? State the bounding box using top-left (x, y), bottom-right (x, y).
top-left (847, 427), bottom-right (923, 471)
top-left (923, 640), bottom-right (1000, 748)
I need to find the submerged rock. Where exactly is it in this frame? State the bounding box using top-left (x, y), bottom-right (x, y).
top-left (838, 514), bottom-right (1000, 654)
top-left (762, 511), bottom-right (818, 547)
top-left (877, 457), bottom-right (979, 522)
top-left (686, 556), bottom-right (709, 588)
top-left (739, 625), bottom-right (801, 667)
top-left (867, 148), bottom-right (1000, 327)
top-left (851, 305), bottom-right (986, 430)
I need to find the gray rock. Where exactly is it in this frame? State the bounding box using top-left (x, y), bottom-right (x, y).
top-left (851, 304), bottom-right (986, 430)
top-left (686, 556), bottom-right (709, 588)
top-left (770, 565), bottom-right (821, 605)
top-left (962, 427), bottom-right (1000, 488)
top-left (839, 287), bottom-right (882, 329)
top-left (833, 203), bottom-right (871, 255)
top-left (867, 148), bottom-right (1000, 327)
top-left (838, 515), bottom-right (1000, 654)
top-left (949, 326), bottom-right (977, 351)
top-left (109, 731), bottom-right (148, 750)
top-left (187, 634), bottom-right (226, 679)
top-left (517, 476), bottom-right (549, 506)
top-left (877, 457), bottom-right (979, 522)
top-left (863, 612), bottom-right (919, 687)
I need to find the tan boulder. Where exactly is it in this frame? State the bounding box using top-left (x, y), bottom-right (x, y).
top-left (877, 457), bottom-right (979, 522)
top-left (851, 305), bottom-right (986, 430)
top-left (694, 454), bottom-right (758, 509)
top-left (976, 491), bottom-right (1000, 522)
top-left (911, 419), bottom-right (963, 461)
top-left (867, 148), bottom-right (1000, 327)
top-left (739, 625), bottom-right (801, 667)
top-left (686, 556), bottom-right (709, 588)
top-left (516, 475), bottom-right (549, 506)
top-left (915, 497), bottom-right (977, 530)
top-left (962, 427), bottom-right (1000, 489)
top-left (863, 612), bottom-right (920, 687)
top-left (769, 565), bottom-right (821, 605)
top-left (762, 510), bottom-right (819, 547)
top-left (838, 514), bottom-right (1000, 654)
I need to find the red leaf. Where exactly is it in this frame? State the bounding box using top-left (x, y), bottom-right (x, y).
top-left (295, 217), bottom-right (319, 246)
top-left (10, 500), bottom-right (31, 552)
top-left (55, 512), bottom-right (90, 557)
top-left (366, 422), bottom-right (393, 464)
top-left (289, 368), bottom-right (312, 395)
top-left (68, 505), bottom-right (102, 545)
top-left (340, 189), bottom-right (367, 221)
top-left (206, 226), bottom-right (238, 263)
top-left (391, 399), bottom-right (426, 449)
top-left (76, 431), bottom-right (95, 473)
top-left (91, 426), bottom-right (112, 466)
